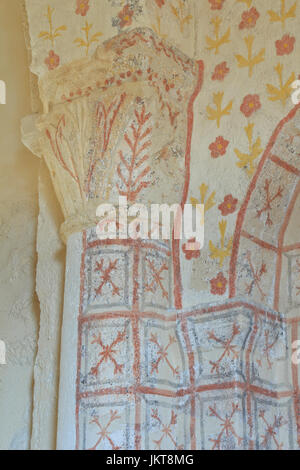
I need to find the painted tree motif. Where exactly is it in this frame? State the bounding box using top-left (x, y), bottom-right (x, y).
top-left (117, 104), bottom-right (152, 202)
top-left (46, 115), bottom-right (83, 197)
top-left (86, 93), bottom-right (126, 194)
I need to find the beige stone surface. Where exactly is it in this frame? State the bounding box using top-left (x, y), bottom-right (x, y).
top-left (0, 0), bottom-right (39, 450)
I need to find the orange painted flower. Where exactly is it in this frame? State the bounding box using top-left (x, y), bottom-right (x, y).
top-left (208, 0), bottom-right (225, 10)
top-left (154, 0), bottom-right (165, 7)
top-left (275, 34), bottom-right (295, 56)
top-left (118, 4), bottom-right (134, 29)
top-left (210, 272), bottom-right (227, 295)
top-left (239, 7), bottom-right (259, 29)
top-left (240, 94), bottom-right (261, 118)
top-left (212, 62), bottom-right (230, 81)
top-left (75, 0), bottom-right (90, 16)
top-left (218, 194), bottom-right (238, 216)
top-left (45, 50), bottom-right (60, 71)
top-left (209, 136), bottom-right (229, 158)
top-left (182, 238), bottom-right (201, 260)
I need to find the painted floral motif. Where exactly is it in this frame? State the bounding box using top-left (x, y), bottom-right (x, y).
top-left (154, 0), bottom-right (165, 7)
top-left (266, 63), bottom-right (295, 105)
top-left (212, 61), bottom-right (230, 81)
top-left (75, 0), bottom-right (90, 16)
top-left (208, 0), bottom-right (226, 10)
top-left (209, 220), bottom-right (233, 267)
top-left (209, 136), bottom-right (229, 158)
top-left (268, 0), bottom-right (297, 29)
top-left (275, 34), bottom-right (296, 55)
top-left (38, 5), bottom-right (67, 48)
top-left (73, 21), bottom-right (103, 56)
top-left (206, 17), bottom-right (231, 54)
top-left (118, 4), bottom-right (134, 29)
top-left (239, 7), bottom-right (260, 29)
top-left (210, 272), bottom-right (228, 295)
top-left (207, 92), bottom-right (233, 128)
top-left (234, 122), bottom-right (262, 176)
top-left (182, 238), bottom-right (201, 260)
top-left (235, 35), bottom-right (265, 77)
top-left (218, 195), bottom-right (238, 216)
top-left (44, 50), bottom-right (60, 70)
top-left (170, 0), bottom-right (193, 33)
top-left (190, 183), bottom-right (216, 214)
top-left (240, 94), bottom-right (261, 117)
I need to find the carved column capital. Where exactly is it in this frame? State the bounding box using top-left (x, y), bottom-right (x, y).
top-left (23, 28), bottom-right (203, 242)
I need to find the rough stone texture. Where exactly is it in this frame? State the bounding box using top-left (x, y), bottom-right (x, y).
top-left (0, 0), bottom-right (39, 450)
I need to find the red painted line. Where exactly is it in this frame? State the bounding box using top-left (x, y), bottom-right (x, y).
top-left (283, 243), bottom-right (300, 253)
top-left (173, 60), bottom-right (204, 311)
top-left (241, 230), bottom-right (279, 252)
top-left (270, 153), bottom-right (300, 178)
top-left (78, 382), bottom-right (294, 401)
top-left (88, 238), bottom-right (171, 256)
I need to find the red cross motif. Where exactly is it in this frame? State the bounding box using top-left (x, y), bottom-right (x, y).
top-left (90, 329), bottom-right (126, 376)
top-left (256, 329), bottom-right (280, 370)
top-left (94, 258), bottom-right (120, 296)
top-left (208, 323), bottom-right (240, 374)
top-left (151, 409), bottom-right (183, 450)
top-left (89, 410), bottom-right (121, 450)
top-left (209, 403), bottom-right (243, 450)
top-left (256, 179), bottom-right (283, 227)
top-left (259, 410), bottom-right (287, 450)
top-left (245, 251), bottom-right (267, 301)
top-left (144, 258), bottom-right (169, 299)
top-left (150, 333), bottom-right (179, 377)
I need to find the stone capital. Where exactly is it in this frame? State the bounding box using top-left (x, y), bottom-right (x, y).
top-left (22, 28), bottom-right (203, 242)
